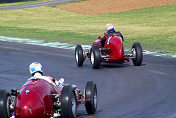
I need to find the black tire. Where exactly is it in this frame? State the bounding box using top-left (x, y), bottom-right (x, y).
top-left (0, 90), bottom-right (12, 118)
top-left (61, 85), bottom-right (77, 118)
top-left (131, 43), bottom-right (143, 66)
top-left (85, 81), bottom-right (97, 114)
top-left (90, 45), bottom-right (101, 69)
top-left (75, 45), bottom-right (84, 67)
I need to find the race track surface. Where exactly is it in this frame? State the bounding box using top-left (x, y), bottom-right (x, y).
top-left (0, 41), bottom-right (176, 118)
top-left (0, 0), bottom-right (76, 10)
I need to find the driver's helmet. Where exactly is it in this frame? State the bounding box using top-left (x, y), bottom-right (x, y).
top-left (29, 62), bottom-right (43, 76)
top-left (105, 23), bottom-right (114, 32)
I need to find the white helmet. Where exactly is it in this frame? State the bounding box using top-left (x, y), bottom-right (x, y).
top-left (29, 62), bottom-right (43, 75)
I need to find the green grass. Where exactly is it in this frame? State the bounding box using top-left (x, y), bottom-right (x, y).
top-left (0, 26), bottom-right (95, 44)
top-left (0, 4), bottom-right (175, 52)
top-left (0, 0), bottom-right (43, 7)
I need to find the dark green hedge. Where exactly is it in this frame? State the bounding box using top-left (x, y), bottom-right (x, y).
top-left (0, 0), bottom-right (32, 3)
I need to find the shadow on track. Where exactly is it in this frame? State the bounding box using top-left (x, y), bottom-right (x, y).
top-left (100, 62), bottom-right (146, 69)
top-left (77, 109), bottom-right (103, 118)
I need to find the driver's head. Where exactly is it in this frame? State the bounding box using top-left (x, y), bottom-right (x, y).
top-left (105, 23), bottom-right (115, 34)
top-left (29, 62), bottom-right (43, 76)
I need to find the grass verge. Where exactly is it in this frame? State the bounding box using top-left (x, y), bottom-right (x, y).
top-left (0, 4), bottom-right (175, 52)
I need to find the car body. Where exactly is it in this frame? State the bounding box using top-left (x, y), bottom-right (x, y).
top-left (75, 34), bottom-right (143, 69)
top-left (0, 77), bottom-right (97, 118)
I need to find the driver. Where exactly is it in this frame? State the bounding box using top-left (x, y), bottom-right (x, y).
top-left (29, 62), bottom-right (64, 87)
top-left (100, 24), bottom-right (124, 47)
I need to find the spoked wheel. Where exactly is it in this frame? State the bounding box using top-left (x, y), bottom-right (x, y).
top-left (61, 85), bottom-right (77, 118)
top-left (75, 45), bottom-right (85, 67)
top-left (131, 43), bottom-right (143, 66)
top-left (85, 81), bottom-right (97, 114)
top-left (90, 45), bottom-right (101, 69)
top-left (0, 90), bottom-right (13, 118)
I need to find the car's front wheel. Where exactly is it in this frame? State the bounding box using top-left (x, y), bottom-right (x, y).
top-left (75, 45), bottom-right (84, 67)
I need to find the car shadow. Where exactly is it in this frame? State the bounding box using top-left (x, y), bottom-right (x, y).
top-left (77, 109), bottom-right (103, 117)
top-left (99, 62), bottom-right (146, 69)
top-left (100, 63), bottom-right (130, 68)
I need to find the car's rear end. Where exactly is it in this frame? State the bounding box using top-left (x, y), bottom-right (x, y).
top-left (14, 79), bottom-right (56, 118)
top-left (103, 35), bottom-right (124, 62)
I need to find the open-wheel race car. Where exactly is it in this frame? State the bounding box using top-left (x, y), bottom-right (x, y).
top-left (75, 34), bottom-right (143, 69)
top-left (0, 77), bottom-right (97, 118)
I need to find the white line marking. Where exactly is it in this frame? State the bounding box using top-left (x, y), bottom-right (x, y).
top-left (0, 36), bottom-right (176, 58)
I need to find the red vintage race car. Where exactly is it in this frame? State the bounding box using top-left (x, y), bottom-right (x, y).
top-left (75, 34), bottom-right (143, 69)
top-left (0, 77), bottom-right (97, 118)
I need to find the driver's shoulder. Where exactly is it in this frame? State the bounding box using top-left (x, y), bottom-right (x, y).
top-left (28, 75), bottom-right (48, 80)
top-left (28, 76), bottom-right (56, 86)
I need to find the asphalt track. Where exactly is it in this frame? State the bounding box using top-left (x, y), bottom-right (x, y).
top-left (0, 0), bottom-right (76, 10)
top-left (1, 41), bottom-right (176, 118)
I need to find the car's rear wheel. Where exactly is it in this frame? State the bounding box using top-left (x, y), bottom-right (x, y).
top-left (75, 45), bottom-right (84, 67)
top-left (131, 43), bottom-right (143, 66)
top-left (61, 85), bottom-right (77, 118)
top-left (90, 45), bottom-right (101, 69)
top-left (0, 90), bottom-right (12, 118)
top-left (85, 81), bottom-right (97, 114)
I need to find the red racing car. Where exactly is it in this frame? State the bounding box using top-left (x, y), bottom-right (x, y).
top-left (75, 34), bottom-right (143, 69)
top-left (0, 77), bottom-right (97, 118)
